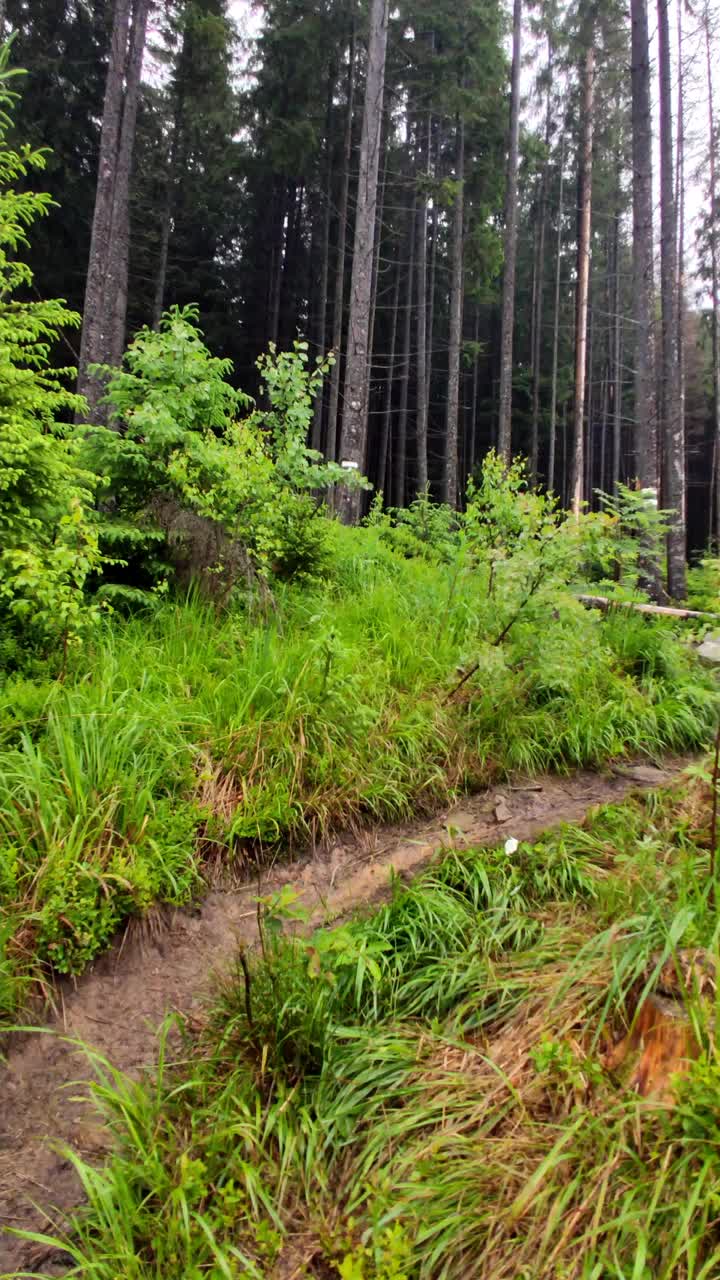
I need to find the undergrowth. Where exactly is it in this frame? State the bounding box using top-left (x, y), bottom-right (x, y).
top-left (0, 520), bottom-right (717, 1019)
top-left (16, 775), bottom-right (720, 1279)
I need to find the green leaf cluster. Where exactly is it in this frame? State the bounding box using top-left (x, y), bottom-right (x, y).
top-left (0, 45), bottom-right (102, 660)
top-left (86, 310), bottom-right (364, 596)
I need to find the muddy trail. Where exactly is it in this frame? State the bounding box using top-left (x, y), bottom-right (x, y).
top-left (0, 759), bottom-right (689, 1277)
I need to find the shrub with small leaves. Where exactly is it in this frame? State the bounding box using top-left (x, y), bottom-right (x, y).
top-left (86, 315), bottom-right (364, 596)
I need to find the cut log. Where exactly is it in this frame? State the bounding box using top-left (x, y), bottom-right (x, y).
top-left (577, 594), bottom-right (719, 620)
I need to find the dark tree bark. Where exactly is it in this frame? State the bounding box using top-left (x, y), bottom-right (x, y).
top-left (571, 43), bottom-right (595, 517)
top-left (377, 260), bottom-right (400, 496)
top-left (585, 279), bottom-right (595, 504)
top-left (107, 0), bottom-right (151, 367)
top-left (326, 30), bottom-right (356, 464)
top-left (468, 304), bottom-right (480, 480)
top-left (530, 37), bottom-right (553, 486)
top-left (311, 64), bottom-right (337, 453)
top-left (630, 0), bottom-right (657, 494)
top-left (676, 0), bottom-right (686, 499)
top-left (444, 114), bottom-right (464, 507)
top-left (267, 180), bottom-right (286, 349)
top-left (76, 0), bottom-right (132, 419)
top-left (704, 4), bottom-right (720, 546)
top-left (497, 0), bottom-right (522, 463)
top-left (657, 0), bottom-right (686, 597)
top-left (153, 180), bottom-right (173, 329)
top-left (337, 0), bottom-right (389, 522)
top-left (414, 115), bottom-right (430, 494)
top-left (367, 113), bottom-right (390, 453)
top-left (426, 123), bottom-right (440, 412)
top-left (395, 195), bottom-right (416, 508)
top-left (612, 209), bottom-right (623, 495)
top-left (548, 133), bottom-right (565, 494)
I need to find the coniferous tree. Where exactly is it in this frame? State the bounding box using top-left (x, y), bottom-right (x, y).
top-left (497, 0), bottom-right (522, 462)
top-left (630, 0), bottom-right (657, 498)
top-left (337, 0), bottom-right (389, 522)
top-left (77, 0), bottom-right (150, 418)
top-left (571, 37), bottom-right (595, 515)
top-left (657, 0), bottom-right (685, 596)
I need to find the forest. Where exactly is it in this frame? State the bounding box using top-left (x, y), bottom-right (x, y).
top-left (4, 0), bottom-right (720, 1276)
top-left (5, 0), bottom-right (720, 574)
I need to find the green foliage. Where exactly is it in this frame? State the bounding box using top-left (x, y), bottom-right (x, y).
top-left (365, 487), bottom-right (458, 563)
top-left (86, 313), bottom-right (359, 594)
top-left (1, 470), bottom-right (717, 1013)
top-left (594, 483), bottom-right (670, 595)
top-left (687, 556), bottom-right (720, 613)
top-left (0, 45), bottom-right (102, 659)
top-left (671, 1052), bottom-right (720, 1163)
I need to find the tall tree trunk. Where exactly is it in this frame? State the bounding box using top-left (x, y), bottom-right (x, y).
top-left (444, 114), bottom-right (464, 507)
top-left (76, 0), bottom-right (132, 419)
top-left (548, 134), bottom-right (565, 494)
top-left (497, 0), bottom-right (522, 463)
top-left (585, 281), bottom-right (595, 504)
top-left (630, 0), bottom-right (658, 494)
top-left (414, 116), bottom-right (430, 493)
top-left (107, 0), bottom-right (151, 367)
top-left (658, 0), bottom-right (686, 597)
top-left (468, 305), bottom-right (480, 480)
top-left (395, 197), bottom-right (416, 507)
top-left (311, 65), bottom-right (336, 453)
top-left (267, 181), bottom-right (287, 350)
top-left (426, 123), bottom-right (440, 412)
top-left (278, 180), bottom-right (304, 348)
top-left (530, 37), bottom-right (553, 486)
top-left (367, 121), bottom-right (389, 378)
top-left (530, 193), bottom-right (547, 485)
top-left (612, 209), bottom-right (623, 495)
top-left (705, 4), bottom-right (720, 547)
top-left (571, 43), bottom-right (595, 517)
top-left (337, 0), bottom-right (389, 522)
top-left (378, 260), bottom-right (400, 496)
top-left (326, 30), bottom-right (356, 464)
top-left (153, 175), bottom-right (173, 329)
top-left (676, 0), bottom-right (686, 484)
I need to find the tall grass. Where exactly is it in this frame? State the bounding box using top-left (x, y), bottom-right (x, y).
top-left (15, 778), bottom-right (720, 1278)
top-left (0, 523), bottom-right (716, 1015)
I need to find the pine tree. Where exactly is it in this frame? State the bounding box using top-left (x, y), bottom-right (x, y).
top-left (77, 0), bottom-right (150, 419)
top-left (336, 0), bottom-right (389, 523)
top-left (657, 0), bottom-right (685, 596)
top-left (571, 37), bottom-right (595, 516)
top-left (497, 0), bottom-right (522, 463)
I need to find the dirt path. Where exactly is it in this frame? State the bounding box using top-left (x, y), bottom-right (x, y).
top-left (0, 759), bottom-right (688, 1277)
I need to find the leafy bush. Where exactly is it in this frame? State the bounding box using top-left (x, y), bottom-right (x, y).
top-left (592, 483), bottom-right (670, 596)
top-left (86, 314), bottom-right (359, 600)
top-left (687, 556), bottom-right (720, 613)
top-left (0, 47), bottom-right (101, 661)
top-left (366, 487), bottom-right (459, 563)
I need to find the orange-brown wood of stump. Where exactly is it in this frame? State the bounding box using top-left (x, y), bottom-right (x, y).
top-left (603, 993), bottom-right (701, 1104)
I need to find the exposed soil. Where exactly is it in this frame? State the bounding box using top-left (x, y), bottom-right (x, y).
top-left (0, 758), bottom-right (689, 1277)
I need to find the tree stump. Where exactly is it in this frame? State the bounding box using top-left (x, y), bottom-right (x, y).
top-left (602, 949), bottom-right (715, 1104)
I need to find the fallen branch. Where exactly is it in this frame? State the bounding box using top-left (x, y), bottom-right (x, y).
top-left (577, 594), bottom-right (719, 621)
